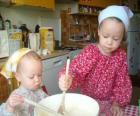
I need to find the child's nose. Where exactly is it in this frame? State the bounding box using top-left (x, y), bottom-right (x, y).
top-left (34, 75), bottom-right (41, 82)
top-left (107, 38), bottom-right (112, 45)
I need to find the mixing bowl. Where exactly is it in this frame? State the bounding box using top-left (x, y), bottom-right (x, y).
top-left (34, 93), bottom-right (99, 116)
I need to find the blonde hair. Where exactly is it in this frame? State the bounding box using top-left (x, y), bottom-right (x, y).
top-left (16, 51), bottom-right (41, 73)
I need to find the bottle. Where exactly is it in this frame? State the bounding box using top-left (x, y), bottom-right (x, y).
top-left (0, 13), bottom-right (4, 30)
top-left (35, 24), bottom-right (40, 33)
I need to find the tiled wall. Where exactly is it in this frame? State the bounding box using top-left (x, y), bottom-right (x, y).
top-left (61, 10), bottom-right (98, 47)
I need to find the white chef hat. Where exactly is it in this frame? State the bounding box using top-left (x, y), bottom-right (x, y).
top-left (98, 5), bottom-right (133, 30)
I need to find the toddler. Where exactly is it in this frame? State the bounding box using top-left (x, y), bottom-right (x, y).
top-left (0, 48), bottom-right (48, 116)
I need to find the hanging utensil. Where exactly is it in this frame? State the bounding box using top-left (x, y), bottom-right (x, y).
top-left (58, 57), bottom-right (70, 115)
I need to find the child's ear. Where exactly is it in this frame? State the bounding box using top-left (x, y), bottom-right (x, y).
top-left (14, 72), bottom-right (21, 82)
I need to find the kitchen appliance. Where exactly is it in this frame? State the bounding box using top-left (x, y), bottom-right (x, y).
top-left (42, 53), bottom-right (69, 95)
top-left (127, 15), bottom-right (140, 75)
top-left (34, 93), bottom-right (99, 116)
top-left (0, 30), bottom-right (9, 58)
top-left (39, 27), bottom-right (55, 52)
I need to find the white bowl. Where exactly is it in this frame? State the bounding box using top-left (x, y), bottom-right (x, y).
top-left (34, 93), bottom-right (99, 116)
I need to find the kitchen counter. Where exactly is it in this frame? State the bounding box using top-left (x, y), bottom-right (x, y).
top-left (40, 50), bottom-right (70, 60)
top-left (0, 50), bottom-right (70, 67)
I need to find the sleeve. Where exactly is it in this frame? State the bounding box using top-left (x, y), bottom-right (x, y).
top-left (59, 44), bottom-right (97, 90)
top-left (110, 52), bottom-right (132, 106)
top-left (0, 103), bottom-right (15, 116)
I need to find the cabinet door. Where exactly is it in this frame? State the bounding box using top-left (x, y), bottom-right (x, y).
top-left (79, 0), bottom-right (121, 8)
top-left (11, 0), bottom-right (24, 5)
top-left (37, 0), bottom-right (55, 10)
top-left (0, 75), bottom-right (9, 102)
top-left (11, 0), bottom-right (55, 10)
top-left (42, 54), bottom-right (69, 95)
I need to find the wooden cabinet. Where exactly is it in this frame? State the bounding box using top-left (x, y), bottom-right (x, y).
top-left (11, 0), bottom-right (55, 10)
top-left (0, 74), bottom-right (9, 102)
top-left (61, 10), bottom-right (98, 47)
top-left (69, 23), bottom-right (91, 41)
top-left (79, 0), bottom-right (121, 8)
top-left (71, 0), bottom-right (121, 16)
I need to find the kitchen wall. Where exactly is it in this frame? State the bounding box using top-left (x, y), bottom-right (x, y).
top-left (0, 3), bottom-right (77, 41)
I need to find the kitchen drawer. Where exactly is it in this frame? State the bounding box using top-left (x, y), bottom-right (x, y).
top-left (42, 54), bottom-right (69, 70)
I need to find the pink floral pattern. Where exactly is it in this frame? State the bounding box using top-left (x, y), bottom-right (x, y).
top-left (60, 44), bottom-right (132, 108)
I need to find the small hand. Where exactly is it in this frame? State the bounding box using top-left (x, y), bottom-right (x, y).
top-left (111, 102), bottom-right (124, 116)
top-left (6, 93), bottom-right (24, 112)
top-left (59, 73), bottom-right (72, 91)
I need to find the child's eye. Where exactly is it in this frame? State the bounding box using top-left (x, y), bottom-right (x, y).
top-left (113, 37), bottom-right (120, 41)
top-left (38, 75), bottom-right (42, 78)
top-left (103, 35), bottom-right (108, 38)
top-left (29, 76), bottom-right (34, 79)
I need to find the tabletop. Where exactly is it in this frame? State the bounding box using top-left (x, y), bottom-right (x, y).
top-left (124, 105), bottom-right (139, 116)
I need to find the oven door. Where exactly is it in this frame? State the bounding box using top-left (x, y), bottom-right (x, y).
top-left (0, 30), bottom-right (9, 58)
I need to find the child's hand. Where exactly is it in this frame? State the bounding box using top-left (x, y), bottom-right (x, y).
top-left (6, 93), bottom-right (24, 112)
top-left (111, 102), bottom-right (124, 116)
top-left (59, 73), bottom-right (72, 91)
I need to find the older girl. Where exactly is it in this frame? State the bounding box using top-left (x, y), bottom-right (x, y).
top-left (59, 5), bottom-right (133, 116)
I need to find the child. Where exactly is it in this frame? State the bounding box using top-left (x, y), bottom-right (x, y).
top-left (0, 48), bottom-right (48, 116)
top-left (59, 5), bottom-right (133, 116)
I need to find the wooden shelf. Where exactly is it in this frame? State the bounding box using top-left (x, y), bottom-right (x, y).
top-left (79, 0), bottom-right (121, 8)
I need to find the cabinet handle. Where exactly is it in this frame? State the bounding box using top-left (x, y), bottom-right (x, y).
top-left (53, 60), bottom-right (63, 67)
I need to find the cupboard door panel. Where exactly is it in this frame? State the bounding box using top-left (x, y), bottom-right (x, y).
top-left (11, 0), bottom-right (55, 10)
top-left (79, 0), bottom-right (121, 8)
top-left (0, 75), bottom-right (9, 102)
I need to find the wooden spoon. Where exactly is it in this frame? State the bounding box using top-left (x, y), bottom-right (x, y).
top-left (58, 58), bottom-right (70, 115)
